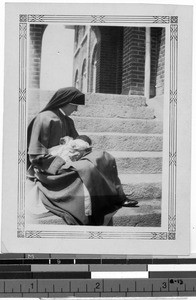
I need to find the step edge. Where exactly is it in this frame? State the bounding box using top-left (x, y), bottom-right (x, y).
top-left (72, 116), bottom-right (163, 123)
top-left (119, 173), bottom-right (162, 184)
top-left (108, 151), bottom-right (163, 158)
top-left (81, 132), bottom-right (163, 137)
top-left (86, 92), bottom-right (146, 99)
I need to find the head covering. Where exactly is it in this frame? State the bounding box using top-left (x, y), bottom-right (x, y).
top-left (41, 87), bottom-right (85, 112)
top-left (27, 87), bottom-right (85, 162)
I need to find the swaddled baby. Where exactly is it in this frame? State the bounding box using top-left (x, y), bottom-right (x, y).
top-left (48, 135), bottom-right (92, 164)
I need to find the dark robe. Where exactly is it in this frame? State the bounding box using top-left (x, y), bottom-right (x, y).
top-left (27, 109), bottom-right (125, 226)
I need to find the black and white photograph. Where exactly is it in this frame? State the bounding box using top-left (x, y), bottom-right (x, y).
top-left (26, 24), bottom-right (165, 227)
top-left (1, 3), bottom-right (192, 254)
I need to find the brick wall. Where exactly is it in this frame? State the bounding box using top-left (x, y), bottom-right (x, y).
top-left (72, 26), bottom-right (165, 97)
top-left (29, 24), bottom-right (47, 88)
top-left (73, 26), bottom-right (123, 94)
top-left (150, 28), bottom-right (165, 97)
top-left (122, 27), bottom-right (146, 95)
top-left (97, 26), bottom-right (123, 94)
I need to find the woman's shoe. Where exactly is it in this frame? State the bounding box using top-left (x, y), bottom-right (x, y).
top-left (122, 198), bottom-right (138, 207)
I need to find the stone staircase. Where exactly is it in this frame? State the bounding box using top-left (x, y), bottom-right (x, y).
top-left (72, 93), bottom-right (163, 227)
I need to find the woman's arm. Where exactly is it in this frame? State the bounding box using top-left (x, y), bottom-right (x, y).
top-left (29, 154), bottom-right (65, 175)
top-left (28, 114), bottom-right (65, 175)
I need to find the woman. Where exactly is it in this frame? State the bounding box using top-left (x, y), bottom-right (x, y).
top-left (27, 87), bottom-right (138, 226)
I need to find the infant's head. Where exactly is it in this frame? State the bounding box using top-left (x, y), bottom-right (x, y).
top-left (70, 135), bottom-right (92, 151)
top-left (75, 135), bottom-right (92, 146)
top-left (60, 134), bottom-right (92, 148)
top-left (60, 135), bottom-right (92, 152)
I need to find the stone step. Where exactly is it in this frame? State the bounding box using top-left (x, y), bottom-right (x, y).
top-left (84, 132), bottom-right (163, 151)
top-left (28, 91), bottom-right (147, 122)
top-left (28, 90), bottom-right (153, 123)
top-left (119, 174), bottom-right (162, 199)
top-left (72, 116), bottom-right (163, 134)
top-left (85, 92), bottom-right (146, 107)
top-left (73, 105), bottom-right (155, 119)
top-left (109, 151), bottom-right (162, 174)
top-left (29, 199), bottom-right (161, 227)
top-left (111, 199), bottom-right (161, 227)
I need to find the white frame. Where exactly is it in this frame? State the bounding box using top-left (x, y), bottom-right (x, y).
top-left (2, 3), bottom-right (192, 255)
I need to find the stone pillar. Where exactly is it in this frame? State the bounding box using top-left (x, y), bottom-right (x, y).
top-left (156, 28), bottom-right (165, 96)
top-left (144, 27), bottom-right (151, 99)
top-left (150, 27), bottom-right (165, 97)
top-left (86, 26), bottom-right (91, 92)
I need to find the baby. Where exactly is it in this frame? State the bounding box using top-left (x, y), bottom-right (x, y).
top-left (48, 135), bottom-right (92, 163)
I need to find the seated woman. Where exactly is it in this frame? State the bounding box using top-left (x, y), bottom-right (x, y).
top-left (27, 87), bottom-right (138, 226)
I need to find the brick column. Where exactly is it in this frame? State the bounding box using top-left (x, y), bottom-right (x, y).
top-left (29, 24), bottom-right (47, 88)
top-left (122, 27), bottom-right (146, 95)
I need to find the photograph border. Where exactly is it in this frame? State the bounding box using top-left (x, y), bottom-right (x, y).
top-left (17, 14), bottom-right (178, 241)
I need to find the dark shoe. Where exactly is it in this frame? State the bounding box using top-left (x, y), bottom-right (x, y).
top-left (122, 198), bottom-right (138, 207)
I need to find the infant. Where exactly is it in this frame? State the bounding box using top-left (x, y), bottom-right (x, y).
top-left (48, 135), bottom-right (92, 163)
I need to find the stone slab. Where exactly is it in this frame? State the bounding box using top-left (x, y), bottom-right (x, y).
top-left (73, 116), bottom-right (163, 134)
top-left (116, 156), bottom-right (162, 174)
top-left (28, 89), bottom-right (147, 122)
top-left (112, 199), bottom-right (161, 227)
top-left (86, 92), bottom-right (146, 106)
top-left (85, 132), bottom-right (163, 151)
top-left (74, 105), bottom-right (155, 119)
top-left (122, 182), bottom-right (162, 200)
top-left (110, 151), bottom-right (162, 174)
top-left (119, 174), bottom-right (162, 199)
